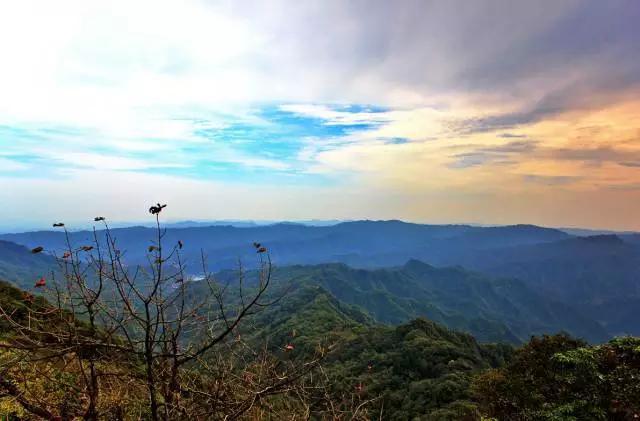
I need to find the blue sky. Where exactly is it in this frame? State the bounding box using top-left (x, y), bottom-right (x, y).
top-left (1, 1), bottom-right (640, 230)
top-left (0, 104), bottom-right (389, 183)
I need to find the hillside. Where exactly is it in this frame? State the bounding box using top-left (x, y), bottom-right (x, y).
top-left (0, 279), bottom-right (53, 333)
top-left (320, 318), bottom-right (511, 420)
top-left (247, 283), bottom-right (374, 346)
top-left (474, 334), bottom-right (640, 419)
top-left (207, 260), bottom-right (608, 344)
top-left (461, 235), bottom-right (640, 336)
top-left (0, 259), bottom-right (635, 419)
top-left (0, 240), bottom-right (57, 290)
top-left (178, 280), bottom-right (514, 419)
top-left (273, 261), bottom-right (608, 343)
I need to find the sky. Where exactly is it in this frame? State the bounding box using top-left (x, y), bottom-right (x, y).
top-left (1, 0), bottom-right (639, 231)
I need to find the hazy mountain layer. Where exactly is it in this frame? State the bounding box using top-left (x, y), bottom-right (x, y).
top-left (2, 220), bottom-right (637, 339)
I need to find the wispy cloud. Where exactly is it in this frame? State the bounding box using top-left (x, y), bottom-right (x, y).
top-left (522, 174), bottom-right (581, 186)
top-left (546, 146), bottom-right (640, 167)
top-left (0, 157), bottom-right (29, 172)
top-left (278, 104), bottom-right (392, 126)
top-left (448, 140), bottom-right (538, 169)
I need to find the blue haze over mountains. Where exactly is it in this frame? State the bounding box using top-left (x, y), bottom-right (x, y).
top-left (1, 220), bottom-right (639, 343)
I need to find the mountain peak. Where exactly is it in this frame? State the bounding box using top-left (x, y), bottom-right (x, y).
top-left (403, 259), bottom-right (435, 271)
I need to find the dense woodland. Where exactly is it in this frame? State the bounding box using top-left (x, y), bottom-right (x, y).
top-left (0, 211), bottom-right (639, 419)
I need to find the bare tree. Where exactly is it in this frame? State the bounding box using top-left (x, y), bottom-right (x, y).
top-left (0, 204), bottom-right (342, 420)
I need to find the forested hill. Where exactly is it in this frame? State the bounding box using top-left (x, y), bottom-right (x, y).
top-left (0, 276), bottom-right (511, 420)
top-left (212, 260), bottom-right (608, 344)
top-left (5, 272), bottom-right (635, 420)
top-left (0, 254), bottom-right (638, 418)
top-left (314, 317), bottom-right (512, 419)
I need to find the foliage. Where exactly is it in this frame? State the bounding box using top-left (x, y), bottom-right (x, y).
top-left (473, 334), bottom-right (640, 420)
top-left (316, 318), bottom-right (511, 420)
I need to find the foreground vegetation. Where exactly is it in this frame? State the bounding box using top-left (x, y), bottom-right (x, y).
top-left (3, 271), bottom-right (640, 419)
top-left (474, 334), bottom-right (640, 420)
top-left (0, 208), bottom-right (338, 420)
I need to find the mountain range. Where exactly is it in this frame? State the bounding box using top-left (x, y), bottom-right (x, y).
top-left (1, 220), bottom-right (639, 340)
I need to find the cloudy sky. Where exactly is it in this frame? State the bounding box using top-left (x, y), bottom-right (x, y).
top-left (1, 0), bottom-right (639, 230)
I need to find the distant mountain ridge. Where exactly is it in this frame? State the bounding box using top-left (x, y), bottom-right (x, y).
top-left (2, 220), bottom-right (639, 339)
top-left (464, 234), bottom-right (640, 336)
top-left (0, 220), bottom-right (572, 272)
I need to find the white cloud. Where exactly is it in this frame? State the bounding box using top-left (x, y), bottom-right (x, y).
top-left (0, 0), bottom-right (265, 128)
top-left (3, 0), bottom-right (629, 130)
top-left (0, 158), bottom-right (29, 172)
top-left (48, 152), bottom-right (188, 171)
top-left (278, 104), bottom-right (393, 126)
